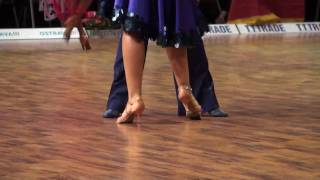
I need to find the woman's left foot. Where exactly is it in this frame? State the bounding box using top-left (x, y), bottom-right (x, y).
top-left (178, 85), bottom-right (202, 120)
top-left (116, 97), bottom-right (145, 124)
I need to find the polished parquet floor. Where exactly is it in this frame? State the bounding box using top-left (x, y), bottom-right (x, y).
top-left (0, 34), bottom-right (320, 179)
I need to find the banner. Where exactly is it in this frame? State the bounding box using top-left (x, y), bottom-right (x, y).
top-left (206, 24), bottom-right (239, 35)
top-left (0, 22), bottom-right (319, 40)
top-left (237, 22), bottom-right (320, 34)
top-left (0, 28), bottom-right (79, 40)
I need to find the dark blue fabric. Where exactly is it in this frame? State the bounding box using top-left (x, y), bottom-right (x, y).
top-left (113, 0), bottom-right (201, 48)
top-left (98, 0), bottom-right (115, 18)
top-left (106, 33), bottom-right (128, 111)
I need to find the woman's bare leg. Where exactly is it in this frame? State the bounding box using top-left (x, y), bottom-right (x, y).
top-left (166, 47), bottom-right (201, 120)
top-left (122, 33), bottom-right (145, 100)
top-left (77, 26), bottom-right (91, 50)
top-left (116, 32), bottom-right (146, 123)
top-left (166, 47), bottom-right (190, 87)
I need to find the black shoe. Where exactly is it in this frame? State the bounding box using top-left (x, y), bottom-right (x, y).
top-left (208, 108), bottom-right (229, 117)
top-left (102, 109), bottom-right (120, 118)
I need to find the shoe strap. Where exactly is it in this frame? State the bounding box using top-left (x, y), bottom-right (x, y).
top-left (179, 85), bottom-right (192, 93)
top-left (179, 85), bottom-right (192, 90)
top-left (128, 96), bottom-right (143, 105)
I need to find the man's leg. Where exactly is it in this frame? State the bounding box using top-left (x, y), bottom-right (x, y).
top-left (304, 0), bottom-right (318, 21)
top-left (103, 32), bottom-right (148, 118)
top-left (103, 32), bottom-right (128, 118)
top-left (97, 0), bottom-right (114, 18)
top-left (175, 39), bottom-right (228, 117)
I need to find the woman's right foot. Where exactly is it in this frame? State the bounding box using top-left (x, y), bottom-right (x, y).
top-left (80, 34), bottom-right (92, 51)
top-left (116, 97), bottom-right (145, 124)
top-left (178, 85), bottom-right (202, 120)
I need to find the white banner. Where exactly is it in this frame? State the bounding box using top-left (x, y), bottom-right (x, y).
top-left (237, 23), bottom-right (288, 34)
top-left (237, 22), bottom-right (320, 34)
top-left (0, 28), bottom-right (79, 40)
top-left (86, 29), bottom-right (119, 38)
top-left (294, 22), bottom-right (320, 32)
top-left (206, 24), bottom-right (239, 35)
top-left (0, 22), bottom-right (319, 40)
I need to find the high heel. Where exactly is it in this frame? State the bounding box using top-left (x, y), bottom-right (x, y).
top-left (80, 34), bottom-right (92, 51)
top-left (116, 98), bottom-right (145, 124)
top-left (178, 85), bottom-right (201, 120)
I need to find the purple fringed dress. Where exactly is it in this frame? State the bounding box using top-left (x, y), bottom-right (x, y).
top-left (113, 0), bottom-right (207, 48)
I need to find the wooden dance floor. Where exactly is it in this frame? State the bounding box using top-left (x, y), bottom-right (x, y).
top-left (0, 34), bottom-right (319, 179)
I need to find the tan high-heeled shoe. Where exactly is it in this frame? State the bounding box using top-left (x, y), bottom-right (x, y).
top-left (79, 33), bottom-right (92, 51)
top-left (116, 98), bottom-right (145, 124)
top-left (178, 85), bottom-right (202, 120)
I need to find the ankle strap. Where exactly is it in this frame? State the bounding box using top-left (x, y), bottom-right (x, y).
top-left (179, 85), bottom-right (192, 91)
top-left (128, 97), bottom-right (143, 105)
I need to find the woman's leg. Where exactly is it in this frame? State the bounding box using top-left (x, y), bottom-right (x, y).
top-left (116, 32), bottom-right (146, 123)
top-left (122, 33), bottom-right (145, 100)
top-left (166, 48), bottom-right (190, 87)
top-left (77, 25), bottom-right (91, 50)
top-left (63, 0), bottom-right (93, 41)
top-left (166, 48), bottom-right (201, 120)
